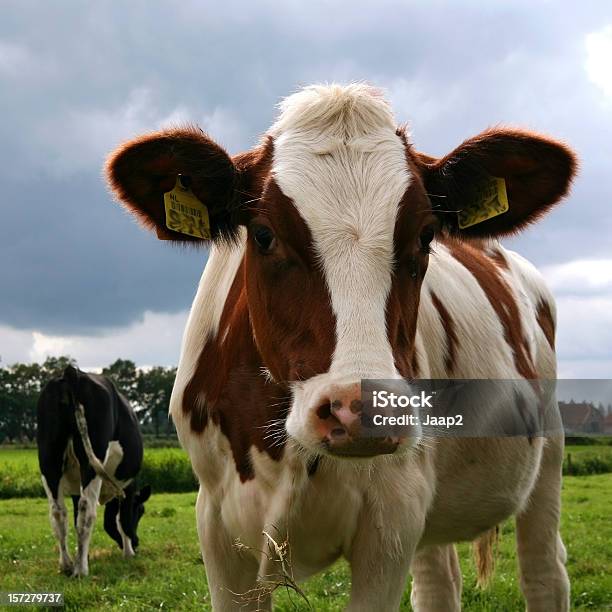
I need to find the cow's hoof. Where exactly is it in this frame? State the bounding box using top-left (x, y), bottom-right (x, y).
top-left (71, 566), bottom-right (88, 578)
top-left (59, 562), bottom-right (74, 576)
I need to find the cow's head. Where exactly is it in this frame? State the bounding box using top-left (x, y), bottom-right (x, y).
top-left (104, 484), bottom-right (151, 551)
top-left (107, 84), bottom-right (575, 458)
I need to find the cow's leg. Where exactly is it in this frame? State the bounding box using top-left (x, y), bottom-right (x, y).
top-left (346, 476), bottom-right (428, 612)
top-left (515, 435), bottom-right (569, 611)
top-left (347, 520), bottom-right (421, 612)
top-left (42, 476), bottom-right (73, 574)
top-left (71, 495), bottom-right (80, 527)
top-left (73, 475), bottom-right (102, 577)
top-left (196, 487), bottom-right (270, 612)
top-left (410, 544), bottom-right (462, 612)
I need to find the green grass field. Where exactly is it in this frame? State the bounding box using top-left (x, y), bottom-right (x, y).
top-left (0, 474), bottom-right (611, 610)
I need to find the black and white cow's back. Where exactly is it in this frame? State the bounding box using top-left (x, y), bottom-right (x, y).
top-left (37, 365), bottom-right (150, 577)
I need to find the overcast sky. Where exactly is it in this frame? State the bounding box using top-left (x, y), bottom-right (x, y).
top-left (1, 1), bottom-right (611, 378)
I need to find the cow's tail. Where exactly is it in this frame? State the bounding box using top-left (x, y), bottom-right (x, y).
top-left (472, 526), bottom-right (499, 588)
top-left (73, 398), bottom-right (126, 500)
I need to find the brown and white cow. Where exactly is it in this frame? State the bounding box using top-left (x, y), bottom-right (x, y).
top-left (106, 84), bottom-right (576, 611)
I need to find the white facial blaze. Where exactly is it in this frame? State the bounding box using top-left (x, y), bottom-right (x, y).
top-left (117, 513), bottom-right (136, 558)
top-left (271, 84), bottom-right (411, 380)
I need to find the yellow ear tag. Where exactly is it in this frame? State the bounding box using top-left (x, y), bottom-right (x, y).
top-left (163, 176), bottom-right (212, 239)
top-left (457, 176), bottom-right (509, 229)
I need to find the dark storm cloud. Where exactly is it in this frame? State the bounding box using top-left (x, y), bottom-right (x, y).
top-left (1, 0), bottom-right (611, 334)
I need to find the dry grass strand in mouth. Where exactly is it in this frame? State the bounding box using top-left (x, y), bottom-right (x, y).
top-left (231, 528), bottom-right (312, 610)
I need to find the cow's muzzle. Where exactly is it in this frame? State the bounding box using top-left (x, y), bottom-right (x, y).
top-left (312, 382), bottom-right (410, 457)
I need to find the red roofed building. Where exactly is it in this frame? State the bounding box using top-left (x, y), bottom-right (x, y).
top-left (559, 401), bottom-right (604, 434)
top-left (604, 413), bottom-right (612, 435)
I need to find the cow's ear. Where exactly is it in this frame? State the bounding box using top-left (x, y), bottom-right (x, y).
top-left (106, 126), bottom-right (244, 244)
top-left (137, 484), bottom-right (151, 503)
top-left (419, 129), bottom-right (577, 238)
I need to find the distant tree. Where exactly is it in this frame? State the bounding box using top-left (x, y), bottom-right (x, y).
top-left (0, 362), bottom-right (42, 441)
top-left (137, 367), bottom-right (176, 436)
top-left (0, 356), bottom-right (177, 443)
top-left (102, 359), bottom-right (139, 404)
top-left (40, 355), bottom-right (76, 381)
top-left (0, 366), bottom-right (21, 441)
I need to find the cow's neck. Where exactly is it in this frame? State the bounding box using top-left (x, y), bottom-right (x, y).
top-left (179, 237), bottom-right (289, 481)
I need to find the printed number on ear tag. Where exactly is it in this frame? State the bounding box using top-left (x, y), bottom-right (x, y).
top-left (457, 176), bottom-right (509, 229)
top-left (163, 176), bottom-right (212, 239)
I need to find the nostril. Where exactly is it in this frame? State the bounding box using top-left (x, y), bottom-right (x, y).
top-left (330, 427), bottom-right (347, 438)
top-left (349, 399), bottom-right (363, 414)
top-left (316, 402), bottom-right (332, 420)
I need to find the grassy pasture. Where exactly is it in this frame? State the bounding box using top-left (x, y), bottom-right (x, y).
top-left (0, 475), bottom-right (611, 610)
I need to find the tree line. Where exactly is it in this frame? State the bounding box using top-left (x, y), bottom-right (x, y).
top-left (0, 356), bottom-right (176, 443)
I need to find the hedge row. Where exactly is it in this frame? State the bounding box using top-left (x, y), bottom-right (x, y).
top-left (563, 453), bottom-right (612, 476)
top-left (1, 447), bottom-right (612, 499)
top-left (138, 448), bottom-right (197, 493)
top-left (0, 448), bottom-right (197, 499)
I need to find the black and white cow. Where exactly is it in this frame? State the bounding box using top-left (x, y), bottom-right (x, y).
top-left (37, 365), bottom-right (151, 577)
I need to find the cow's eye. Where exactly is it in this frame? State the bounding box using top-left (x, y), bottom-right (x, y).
top-left (252, 225), bottom-right (277, 254)
top-left (419, 225), bottom-right (436, 253)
